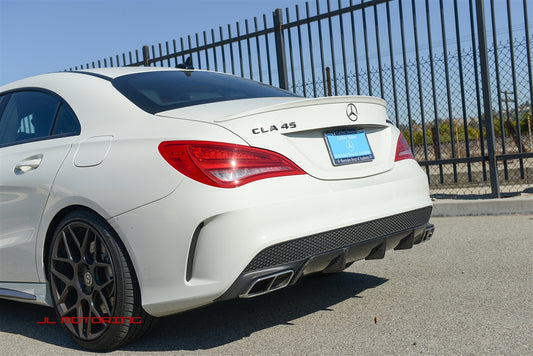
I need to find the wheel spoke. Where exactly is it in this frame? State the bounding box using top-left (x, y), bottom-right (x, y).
top-left (90, 303), bottom-right (103, 318)
top-left (91, 234), bottom-right (97, 262)
top-left (51, 267), bottom-right (72, 285)
top-left (52, 256), bottom-right (73, 265)
top-left (76, 303), bottom-right (84, 336)
top-left (57, 285), bottom-right (72, 304)
top-left (94, 258), bottom-right (111, 267)
top-left (80, 227), bottom-right (90, 258)
top-left (96, 278), bottom-right (113, 291)
top-left (63, 302), bottom-right (78, 316)
top-left (68, 225), bottom-right (82, 254)
top-left (61, 231), bottom-right (74, 261)
top-left (87, 308), bottom-right (93, 336)
top-left (96, 289), bottom-right (113, 316)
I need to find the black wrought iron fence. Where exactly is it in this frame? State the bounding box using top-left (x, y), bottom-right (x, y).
top-left (71, 0), bottom-right (533, 198)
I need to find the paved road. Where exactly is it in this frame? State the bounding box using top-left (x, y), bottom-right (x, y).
top-left (1, 215), bottom-right (532, 355)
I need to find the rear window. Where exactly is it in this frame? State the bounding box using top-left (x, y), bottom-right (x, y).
top-left (112, 70), bottom-right (298, 114)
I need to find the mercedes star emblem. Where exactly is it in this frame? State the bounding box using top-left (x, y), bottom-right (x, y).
top-left (346, 103), bottom-right (358, 122)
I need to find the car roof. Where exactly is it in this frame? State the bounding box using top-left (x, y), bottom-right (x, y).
top-left (0, 67), bottom-right (194, 92)
top-left (75, 67), bottom-right (192, 80)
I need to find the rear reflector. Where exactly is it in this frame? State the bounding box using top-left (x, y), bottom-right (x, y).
top-left (394, 134), bottom-right (415, 162)
top-left (159, 141), bottom-right (305, 188)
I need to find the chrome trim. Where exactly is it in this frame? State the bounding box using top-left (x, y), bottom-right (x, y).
top-left (346, 103), bottom-right (359, 122)
top-left (423, 224), bottom-right (435, 242)
top-left (240, 270), bottom-right (294, 298)
top-left (0, 287), bottom-right (37, 301)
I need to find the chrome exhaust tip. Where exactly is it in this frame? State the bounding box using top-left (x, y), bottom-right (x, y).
top-left (423, 224), bottom-right (435, 242)
top-left (240, 270), bottom-right (294, 298)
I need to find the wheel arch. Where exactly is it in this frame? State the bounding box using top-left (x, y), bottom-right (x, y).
top-left (42, 205), bottom-right (140, 297)
top-left (42, 205), bottom-right (87, 277)
top-left (42, 204), bottom-right (156, 348)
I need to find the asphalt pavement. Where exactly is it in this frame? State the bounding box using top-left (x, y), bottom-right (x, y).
top-left (1, 205), bottom-right (532, 355)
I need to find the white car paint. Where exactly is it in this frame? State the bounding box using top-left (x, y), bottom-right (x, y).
top-left (0, 137), bottom-right (75, 282)
top-left (0, 68), bottom-right (432, 319)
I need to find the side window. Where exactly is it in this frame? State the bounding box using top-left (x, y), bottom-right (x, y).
top-left (0, 91), bottom-right (60, 146)
top-left (52, 104), bottom-right (80, 136)
top-left (0, 94), bottom-right (9, 122)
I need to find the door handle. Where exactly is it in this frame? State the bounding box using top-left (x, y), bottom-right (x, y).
top-left (14, 154), bottom-right (43, 174)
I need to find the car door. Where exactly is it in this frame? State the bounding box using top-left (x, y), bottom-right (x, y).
top-left (0, 90), bottom-right (80, 282)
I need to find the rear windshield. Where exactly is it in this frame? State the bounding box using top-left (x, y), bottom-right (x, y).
top-left (112, 70), bottom-right (298, 114)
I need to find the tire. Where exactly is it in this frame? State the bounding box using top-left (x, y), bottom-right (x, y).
top-left (47, 210), bottom-right (155, 350)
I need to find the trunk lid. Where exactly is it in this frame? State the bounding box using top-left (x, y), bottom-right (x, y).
top-left (157, 96), bottom-right (396, 180)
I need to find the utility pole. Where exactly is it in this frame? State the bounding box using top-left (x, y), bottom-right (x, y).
top-left (501, 90), bottom-right (527, 152)
top-left (502, 91), bottom-right (513, 118)
top-left (525, 105), bottom-right (533, 151)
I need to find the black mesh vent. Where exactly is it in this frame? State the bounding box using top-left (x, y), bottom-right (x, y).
top-left (244, 206), bottom-right (432, 272)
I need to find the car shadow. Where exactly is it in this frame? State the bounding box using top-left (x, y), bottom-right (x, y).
top-left (0, 272), bottom-right (387, 352)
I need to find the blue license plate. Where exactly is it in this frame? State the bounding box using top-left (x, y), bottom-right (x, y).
top-left (324, 129), bottom-right (374, 166)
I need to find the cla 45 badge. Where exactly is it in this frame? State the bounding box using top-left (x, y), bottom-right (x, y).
top-left (252, 122), bottom-right (296, 134)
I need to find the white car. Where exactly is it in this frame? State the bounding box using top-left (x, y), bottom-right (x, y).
top-left (0, 67), bottom-right (434, 350)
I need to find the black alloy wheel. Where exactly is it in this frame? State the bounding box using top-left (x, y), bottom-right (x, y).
top-left (48, 210), bottom-right (155, 350)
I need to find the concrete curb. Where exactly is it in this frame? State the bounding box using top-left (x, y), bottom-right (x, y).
top-left (431, 196), bottom-right (533, 217)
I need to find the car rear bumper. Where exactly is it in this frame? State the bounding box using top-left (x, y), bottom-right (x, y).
top-left (109, 159), bottom-right (433, 317)
top-left (218, 207), bottom-right (433, 300)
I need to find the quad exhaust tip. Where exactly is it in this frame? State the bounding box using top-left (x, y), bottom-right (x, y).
top-left (423, 224), bottom-right (435, 242)
top-left (240, 270), bottom-right (294, 298)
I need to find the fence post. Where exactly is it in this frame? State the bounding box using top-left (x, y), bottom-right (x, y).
top-left (326, 67), bottom-right (332, 96)
top-left (273, 8), bottom-right (289, 90)
top-left (142, 45), bottom-right (150, 67)
top-left (475, 0), bottom-right (500, 198)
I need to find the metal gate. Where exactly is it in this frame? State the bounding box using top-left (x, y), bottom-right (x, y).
top-left (72, 0), bottom-right (533, 198)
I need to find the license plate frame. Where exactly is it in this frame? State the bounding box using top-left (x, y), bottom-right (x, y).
top-left (324, 129), bottom-right (375, 166)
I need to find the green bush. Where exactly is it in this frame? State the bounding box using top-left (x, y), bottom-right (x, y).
top-left (402, 121), bottom-right (482, 147)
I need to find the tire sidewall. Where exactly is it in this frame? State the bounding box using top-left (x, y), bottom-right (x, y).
top-left (47, 210), bottom-right (132, 350)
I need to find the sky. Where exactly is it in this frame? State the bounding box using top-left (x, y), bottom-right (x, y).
top-left (0, 0), bottom-right (530, 89)
top-left (0, 0), bottom-right (312, 85)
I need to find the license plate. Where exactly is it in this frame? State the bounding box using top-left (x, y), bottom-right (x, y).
top-left (324, 129), bottom-right (374, 166)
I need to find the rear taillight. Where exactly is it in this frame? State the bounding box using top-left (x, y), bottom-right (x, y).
top-left (159, 141), bottom-right (305, 188)
top-left (394, 134), bottom-right (415, 162)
